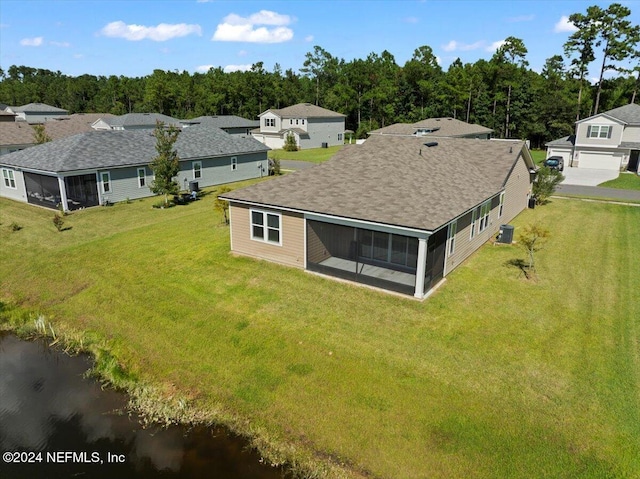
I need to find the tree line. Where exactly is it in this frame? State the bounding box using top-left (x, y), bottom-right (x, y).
top-left (1, 3), bottom-right (638, 148)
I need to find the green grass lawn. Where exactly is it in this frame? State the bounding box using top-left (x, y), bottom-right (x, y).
top-left (269, 145), bottom-right (344, 164)
top-left (530, 149), bottom-right (546, 165)
top-left (599, 172), bottom-right (640, 190)
top-left (1, 189), bottom-right (639, 479)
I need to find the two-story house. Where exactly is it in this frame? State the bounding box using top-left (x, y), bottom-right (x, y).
top-left (251, 103), bottom-right (345, 150)
top-left (546, 103), bottom-right (640, 172)
top-left (4, 103), bottom-right (69, 124)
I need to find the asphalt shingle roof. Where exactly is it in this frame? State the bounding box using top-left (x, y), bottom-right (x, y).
top-left (103, 113), bottom-right (182, 128)
top-left (0, 124), bottom-right (269, 173)
top-left (186, 115), bottom-right (259, 129)
top-left (10, 102), bottom-right (68, 113)
top-left (369, 117), bottom-right (493, 137)
top-left (0, 113), bottom-right (115, 147)
top-left (262, 103), bottom-right (345, 119)
top-left (222, 135), bottom-right (530, 232)
top-left (602, 103), bottom-right (640, 124)
top-left (545, 135), bottom-right (575, 147)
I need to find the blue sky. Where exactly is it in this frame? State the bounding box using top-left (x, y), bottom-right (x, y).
top-left (0, 0), bottom-right (638, 79)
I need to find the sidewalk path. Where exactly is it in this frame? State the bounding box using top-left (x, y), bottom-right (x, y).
top-left (555, 184), bottom-right (640, 202)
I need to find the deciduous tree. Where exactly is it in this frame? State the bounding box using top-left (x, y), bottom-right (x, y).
top-left (149, 121), bottom-right (180, 207)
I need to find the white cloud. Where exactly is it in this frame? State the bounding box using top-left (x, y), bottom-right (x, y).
top-left (554, 15), bottom-right (578, 33)
top-left (223, 64), bottom-right (252, 73)
top-left (238, 49), bottom-right (248, 56)
top-left (74, 54), bottom-right (84, 59)
top-left (442, 40), bottom-right (483, 52)
top-left (196, 64), bottom-right (215, 73)
top-left (304, 35), bottom-right (314, 42)
top-left (213, 10), bottom-right (294, 43)
top-left (100, 21), bottom-right (202, 41)
top-left (404, 16), bottom-right (419, 24)
top-left (50, 41), bottom-right (71, 47)
top-left (20, 37), bottom-right (44, 47)
top-left (486, 40), bottom-right (506, 52)
top-left (435, 55), bottom-right (441, 65)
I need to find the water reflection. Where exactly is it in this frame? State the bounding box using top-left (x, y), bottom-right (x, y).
top-left (0, 333), bottom-right (285, 478)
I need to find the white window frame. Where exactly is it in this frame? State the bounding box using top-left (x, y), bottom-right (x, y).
top-left (479, 201), bottom-right (491, 232)
top-left (193, 161), bottom-right (202, 179)
top-left (470, 208), bottom-right (478, 239)
top-left (447, 221), bottom-right (457, 257)
top-left (137, 168), bottom-right (146, 188)
top-left (498, 192), bottom-right (505, 218)
top-left (250, 209), bottom-right (282, 246)
top-left (588, 125), bottom-right (611, 139)
top-left (2, 168), bottom-right (16, 189)
top-left (265, 118), bottom-right (275, 127)
top-left (231, 156), bottom-right (237, 171)
top-left (100, 171), bottom-right (111, 194)
top-left (338, 133), bottom-right (343, 141)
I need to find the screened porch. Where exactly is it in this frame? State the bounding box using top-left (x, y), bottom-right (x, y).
top-left (306, 219), bottom-right (420, 296)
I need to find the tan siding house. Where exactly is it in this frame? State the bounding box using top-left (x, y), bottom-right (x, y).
top-left (222, 135), bottom-right (536, 298)
top-left (229, 204), bottom-right (305, 268)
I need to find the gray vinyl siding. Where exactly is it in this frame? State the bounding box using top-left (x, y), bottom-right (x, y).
top-left (300, 117), bottom-right (345, 149)
top-left (621, 125), bottom-right (640, 143)
top-left (178, 152), bottom-right (268, 186)
top-left (100, 166), bottom-right (150, 203)
top-left (575, 118), bottom-right (623, 147)
top-left (445, 154), bottom-right (532, 274)
top-left (100, 152), bottom-right (268, 204)
top-left (0, 167), bottom-right (27, 203)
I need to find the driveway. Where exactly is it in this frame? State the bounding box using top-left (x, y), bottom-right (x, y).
top-left (561, 167), bottom-right (619, 186)
top-left (280, 160), bottom-right (316, 171)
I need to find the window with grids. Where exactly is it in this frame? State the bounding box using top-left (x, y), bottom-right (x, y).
top-left (251, 210), bottom-right (281, 245)
top-left (193, 161), bottom-right (202, 179)
top-left (470, 208), bottom-right (478, 239)
top-left (100, 172), bottom-right (111, 193)
top-left (2, 168), bottom-right (16, 189)
top-left (479, 201), bottom-right (491, 232)
top-left (447, 221), bottom-right (457, 256)
top-left (587, 125), bottom-right (612, 139)
top-left (264, 118), bottom-right (275, 127)
top-left (137, 168), bottom-right (146, 188)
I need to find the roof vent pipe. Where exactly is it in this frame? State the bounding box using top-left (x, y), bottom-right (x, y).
top-left (424, 141), bottom-right (438, 148)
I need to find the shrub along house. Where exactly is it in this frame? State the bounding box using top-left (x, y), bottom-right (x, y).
top-left (221, 135), bottom-right (536, 298)
top-left (0, 124), bottom-right (269, 211)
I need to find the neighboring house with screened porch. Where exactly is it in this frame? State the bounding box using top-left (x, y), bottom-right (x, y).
top-left (220, 135), bottom-right (536, 299)
top-left (0, 124), bottom-right (269, 211)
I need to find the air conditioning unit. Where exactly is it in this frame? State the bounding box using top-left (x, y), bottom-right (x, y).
top-left (497, 224), bottom-right (514, 244)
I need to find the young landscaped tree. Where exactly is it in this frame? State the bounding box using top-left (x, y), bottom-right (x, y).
top-left (33, 124), bottom-right (52, 144)
top-left (149, 121), bottom-right (181, 207)
top-left (283, 132), bottom-right (298, 151)
top-left (533, 166), bottom-right (564, 205)
top-left (214, 186), bottom-right (231, 225)
top-left (518, 223), bottom-right (550, 276)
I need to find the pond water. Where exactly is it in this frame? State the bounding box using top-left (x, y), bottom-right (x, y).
top-left (0, 333), bottom-right (286, 479)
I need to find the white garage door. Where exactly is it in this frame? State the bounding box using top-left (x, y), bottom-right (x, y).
top-left (578, 152), bottom-right (621, 170)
